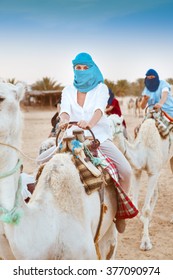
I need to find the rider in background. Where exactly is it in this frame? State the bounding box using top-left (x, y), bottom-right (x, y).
top-left (140, 69), bottom-right (173, 117)
top-left (49, 98), bottom-right (61, 137)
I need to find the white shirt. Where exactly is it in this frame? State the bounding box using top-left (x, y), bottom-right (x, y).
top-left (60, 83), bottom-right (112, 143)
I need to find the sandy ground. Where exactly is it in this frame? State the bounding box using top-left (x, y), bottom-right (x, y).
top-left (21, 102), bottom-right (173, 260)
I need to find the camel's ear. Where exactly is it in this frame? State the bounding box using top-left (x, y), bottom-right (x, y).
top-left (15, 82), bottom-right (26, 101)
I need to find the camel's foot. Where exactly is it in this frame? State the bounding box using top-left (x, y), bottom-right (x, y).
top-left (140, 237), bottom-right (152, 251)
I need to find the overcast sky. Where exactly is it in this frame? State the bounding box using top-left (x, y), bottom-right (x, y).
top-left (1, 0), bottom-right (173, 86)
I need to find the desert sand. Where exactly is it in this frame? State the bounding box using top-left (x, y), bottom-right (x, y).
top-left (21, 102), bottom-right (173, 260)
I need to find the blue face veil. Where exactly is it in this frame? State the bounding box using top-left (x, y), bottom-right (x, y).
top-left (72, 53), bottom-right (104, 92)
top-left (144, 69), bottom-right (160, 92)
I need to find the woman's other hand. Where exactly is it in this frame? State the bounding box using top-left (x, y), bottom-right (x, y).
top-left (77, 120), bottom-right (91, 129)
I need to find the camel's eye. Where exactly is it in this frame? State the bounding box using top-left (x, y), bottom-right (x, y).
top-left (0, 97), bottom-right (5, 102)
top-left (117, 123), bottom-right (121, 126)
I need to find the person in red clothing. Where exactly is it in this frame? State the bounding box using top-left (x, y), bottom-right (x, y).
top-left (105, 89), bottom-right (128, 138)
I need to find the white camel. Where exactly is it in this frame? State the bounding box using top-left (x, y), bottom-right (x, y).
top-left (108, 114), bottom-right (173, 251)
top-left (0, 81), bottom-right (25, 259)
top-left (0, 81), bottom-right (117, 260)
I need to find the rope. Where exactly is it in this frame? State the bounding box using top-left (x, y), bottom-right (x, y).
top-left (0, 159), bottom-right (23, 225)
top-left (0, 142), bottom-right (36, 161)
top-left (36, 129), bottom-right (67, 164)
top-left (83, 145), bottom-right (106, 167)
top-left (0, 128), bottom-right (67, 164)
top-left (0, 159), bottom-right (22, 179)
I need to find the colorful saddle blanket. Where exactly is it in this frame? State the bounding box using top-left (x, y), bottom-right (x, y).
top-left (98, 150), bottom-right (138, 219)
top-left (73, 142), bottom-right (138, 220)
top-left (145, 110), bottom-right (173, 138)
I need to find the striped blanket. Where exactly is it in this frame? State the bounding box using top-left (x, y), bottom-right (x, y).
top-left (99, 150), bottom-right (139, 220)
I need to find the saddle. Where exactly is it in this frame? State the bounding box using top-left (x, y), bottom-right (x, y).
top-left (56, 129), bottom-right (114, 195)
top-left (55, 126), bottom-right (138, 220)
top-left (134, 106), bottom-right (173, 140)
top-left (34, 124), bottom-right (138, 222)
top-left (145, 109), bottom-right (173, 138)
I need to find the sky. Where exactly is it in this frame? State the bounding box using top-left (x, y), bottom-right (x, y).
top-left (1, 0), bottom-right (173, 87)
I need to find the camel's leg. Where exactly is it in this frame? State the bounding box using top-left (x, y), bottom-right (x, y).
top-left (98, 223), bottom-right (117, 260)
top-left (140, 173), bottom-right (160, 251)
top-left (0, 233), bottom-right (15, 260)
top-left (131, 169), bottom-right (142, 208)
top-left (149, 187), bottom-right (159, 218)
top-left (170, 156), bottom-right (173, 224)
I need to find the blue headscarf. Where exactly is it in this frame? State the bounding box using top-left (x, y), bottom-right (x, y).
top-left (72, 52), bottom-right (104, 92)
top-left (108, 88), bottom-right (114, 105)
top-left (144, 69), bottom-right (160, 92)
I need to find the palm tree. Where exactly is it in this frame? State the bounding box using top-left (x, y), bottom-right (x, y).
top-left (30, 77), bottom-right (63, 107)
top-left (167, 78), bottom-right (173, 85)
top-left (7, 78), bottom-right (18, 84)
top-left (104, 79), bottom-right (117, 95)
top-left (115, 79), bottom-right (130, 96)
top-left (31, 77), bottom-right (63, 91)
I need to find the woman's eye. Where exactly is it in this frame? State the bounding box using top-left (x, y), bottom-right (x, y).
top-left (75, 65), bottom-right (89, 70)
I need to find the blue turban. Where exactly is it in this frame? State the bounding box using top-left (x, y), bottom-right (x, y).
top-left (108, 88), bottom-right (114, 105)
top-left (72, 52), bottom-right (104, 92)
top-left (144, 69), bottom-right (160, 92)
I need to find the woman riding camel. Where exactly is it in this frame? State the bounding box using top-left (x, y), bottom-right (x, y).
top-left (59, 52), bottom-right (132, 233)
top-left (141, 68), bottom-right (173, 117)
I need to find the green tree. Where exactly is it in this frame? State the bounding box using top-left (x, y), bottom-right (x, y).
top-left (167, 78), bottom-right (173, 85)
top-left (31, 77), bottom-right (63, 91)
top-left (130, 78), bottom-right (144, 96)
top-left (30, 77), bottom-right (63, 106)
top-left (115, 79), bottom-right (130, 96)
top-left (104, 79), bottom-right (116, 95)
top-left (7, 78), bottom-right (17, 84)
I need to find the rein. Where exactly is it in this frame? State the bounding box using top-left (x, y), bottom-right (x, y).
top-left (0, 159), bottom-right (22, 179)
top-left (0, 159), bottom-right (23, 225)
top-left (0, 142), bottom-right (36, 161)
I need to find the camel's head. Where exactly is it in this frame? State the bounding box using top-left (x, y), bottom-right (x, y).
top-left (0, 82), bottom-right (25, 111)
top-left (108, 114), bottom-right (124, 139)
top-left (0, 82), bottom-right (25, 137)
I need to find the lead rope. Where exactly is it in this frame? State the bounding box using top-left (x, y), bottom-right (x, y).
top-left (94, 184), bottom-right (104, 259)
top-left (0, 159), bottom-right (23, 224)
top-left (0, 142), bottom-right (36, 161)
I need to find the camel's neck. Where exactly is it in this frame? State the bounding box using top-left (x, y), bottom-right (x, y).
top-left (114, 131), bottom-right (140, 169)
top-left (0, 111), bottom-right (23, 211)
top-left (113, 131), bottom-right (126, 154)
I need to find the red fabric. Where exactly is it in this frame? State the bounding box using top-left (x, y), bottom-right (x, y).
top-left (106, 98), bottom-right (126, 127)
top-left (99, 150), bottom-right (139, 220)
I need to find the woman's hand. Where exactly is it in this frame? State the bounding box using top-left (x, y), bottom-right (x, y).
top-left (59, 112), bottom-right (70, 130)
top-left (153, 103), bottom-right (162, 110)
top-left (59, 119), bottom-right (69, 130)
top-left (77, 120), bottom-right (91, 129)
top-left (140, 95), bottom-right (149, 109)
